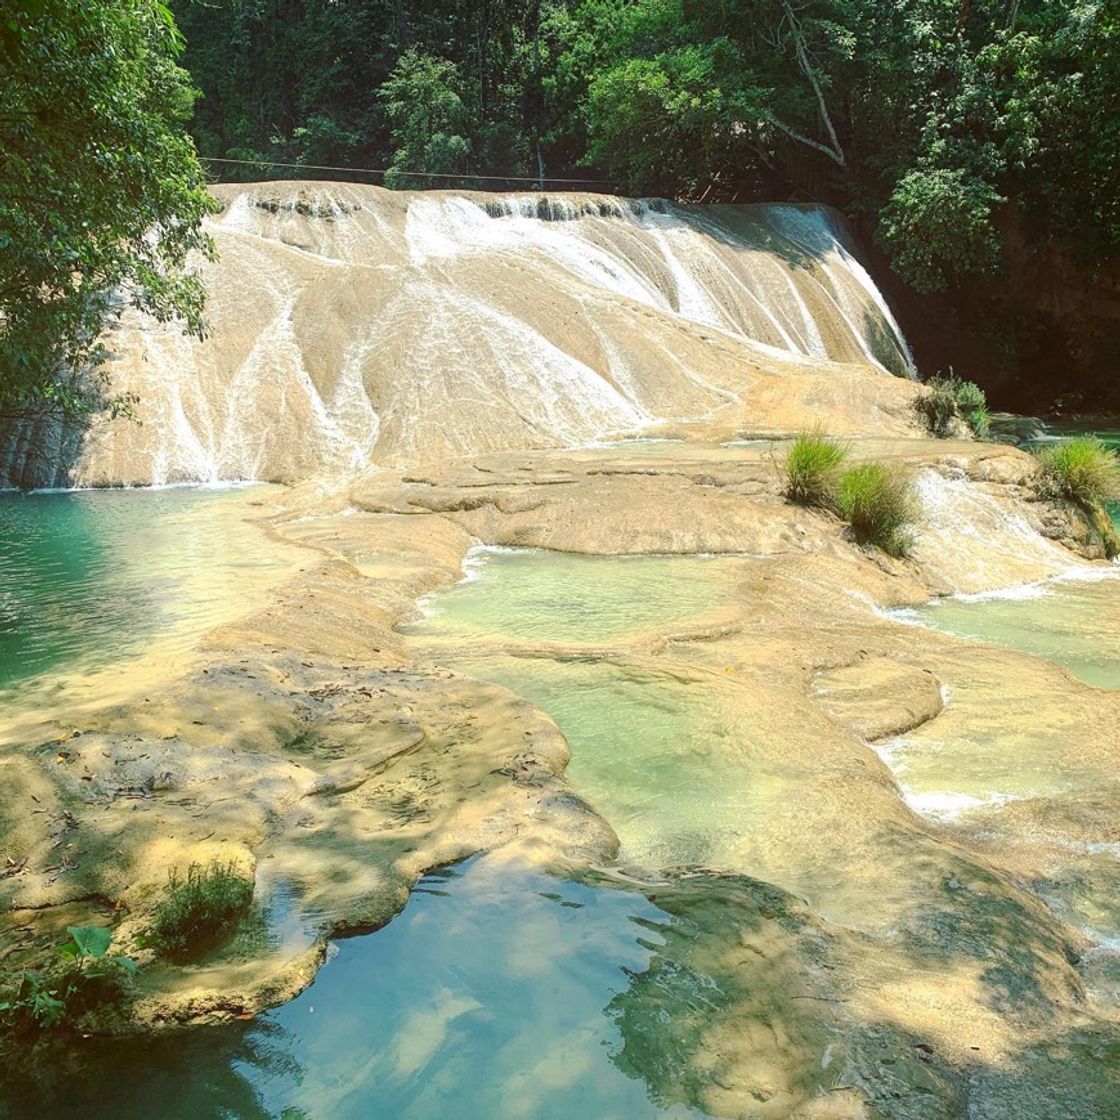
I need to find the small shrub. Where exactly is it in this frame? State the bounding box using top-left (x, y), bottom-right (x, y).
top-left (0, 927), bottom-right (137, 1033)
top-left (782, 429), bottom-right (848, 508)
top-left (915, 373), bottom-right (989, 439)
top-left (1033, 437), bottom-right (1120, 507)
top-left (953, 379), bottom-right (985, 413)
top-left (836, 462), bottom-right (918, 557)
top-left (965, 402), bottom-right (991, 439)
top-left (915, 377), bottom-right (959, 437)
top-left (149, 861), bottom-right (254, 959)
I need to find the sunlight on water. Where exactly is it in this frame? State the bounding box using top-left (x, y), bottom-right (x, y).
top-left (405, 550), bottom-right (796, 870)
top-left (879, 569), bottom-right (1120, 822)
top-left (900, 572), bottom-right (1120, 691)
top-left (407, 549), bottom-right (741, 648)
top-left (450, 656), bottom-right (793, 870)
top-left (0, 486), bottom-right (301, 718)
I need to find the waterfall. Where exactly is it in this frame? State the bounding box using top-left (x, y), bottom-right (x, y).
top-left (2, 183), bottom-right (916, 488)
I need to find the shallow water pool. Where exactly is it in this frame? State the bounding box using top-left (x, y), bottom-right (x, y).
top-left (898, 573), bottom-right (1120, 691)
top-left (0, 486), bottom-right (299, 704)
top-left (6, 857), bottom-right (720, 1120)
top-left (407, 548), bottom-right (741, 648)
top-left (404, 550), bottom-right (789, 869)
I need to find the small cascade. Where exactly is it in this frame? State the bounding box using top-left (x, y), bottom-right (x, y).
top-left (2, 182), bottom-right (916, 488)
top-left (910, 469), bottom-right (1075, 594)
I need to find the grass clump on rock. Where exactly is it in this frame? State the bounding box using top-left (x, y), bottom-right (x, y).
top-left (1034, 437), bottom-right (1120, 507)
top-left (781, 432), bottom-right (918, 557)
top-left (1034, 436), bottom-right (1120, 559)
top-left (149, 861), bottom-right (254, 959)
top-left (782, 429), bottom-right (848, 508)
top-left (836, 462), bottom-right (919, 557)
top-left (916, 373), bottom-right (990, 439)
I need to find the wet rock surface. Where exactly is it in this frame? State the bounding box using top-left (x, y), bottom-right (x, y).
top-left (2, 433), bottom-right (1118, 1116)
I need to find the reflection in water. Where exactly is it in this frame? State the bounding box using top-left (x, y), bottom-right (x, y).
top-left (6, 857), bottom-right (716, 1120)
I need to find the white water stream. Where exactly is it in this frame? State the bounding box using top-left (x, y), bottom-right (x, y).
top-left (26, 184), bottom-right (914, 488)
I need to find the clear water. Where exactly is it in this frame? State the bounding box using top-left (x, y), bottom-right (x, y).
top-left (882, 569), bottom-right (1120, 822)
top-left (407, 548), bottom-right (741, 648)
top-left (450, 656), bottom-right (794, 869)
top-left (900, 574), bottom-right (1120, 692)
top-left (0, 486), bottom-right (297, 701)
top-left (875, 716), bottom-right (1087, 820)
top-left (6, 856), bottom-right (718, 1120)
top-left (895, 416), bottom-right (1120, 693)
top-left (405, 550), bottom-right (784, 868)
top-left (1027, 420), bottom-right (1120, 451)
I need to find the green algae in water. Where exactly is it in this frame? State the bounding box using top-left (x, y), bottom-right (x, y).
top-left (4, 857), bottom-right (718, 1120)
top-left (0, 487), bottom-right (285, 692)
top-left (407, 549), bottom-right (741, 647)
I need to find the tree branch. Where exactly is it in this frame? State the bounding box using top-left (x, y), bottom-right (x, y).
top-left (767, 114), bottom-right (847, 166)
top-left (781, 0), bottom-right (847, 168)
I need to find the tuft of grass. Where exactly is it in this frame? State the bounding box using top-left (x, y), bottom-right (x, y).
top-left (915, 372), bottom-right (989, 439)
top-left (836, 462), bottom-right (918, 557)
top-left (782, 429), bottom-right (848, 508)
top-left (1033, 437), bottom-right (1120, 507)
top-left (149, 861), bottom-right (254, 959)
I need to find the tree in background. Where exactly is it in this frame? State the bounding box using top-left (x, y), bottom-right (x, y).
top-left (171, 0), bottom-right (561, 186)
top-left (0, 0), bottom-right (217, 421)
top-left (570, 0), bottom-right (1120, 294)
top-left (380, 50), bottom-right (471, 188)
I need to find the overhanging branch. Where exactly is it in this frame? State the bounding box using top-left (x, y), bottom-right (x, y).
top-left (768, 113), bottom-right (847, 167)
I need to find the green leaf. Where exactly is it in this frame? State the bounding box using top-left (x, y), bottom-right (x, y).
top-left (67, 925), bottom-right (112, 959)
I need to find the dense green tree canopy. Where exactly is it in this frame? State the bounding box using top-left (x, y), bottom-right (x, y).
top-left (3, 0), bottom-right (1119, 416)
top-left (0, 0), bottom-right (217, 420)
top-left (169, 0), bottom-right (1120, 298)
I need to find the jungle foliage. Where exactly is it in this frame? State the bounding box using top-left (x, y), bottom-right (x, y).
top-left (0, 1), bottom-right (217, 420)
top-left (170, 0), bottom-right (1120, 298)
top-left (3, 1), bottom-right (1119, 412)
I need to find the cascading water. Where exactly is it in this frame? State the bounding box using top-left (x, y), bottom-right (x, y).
top-left (2, 182), bottom-right (915, 488)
